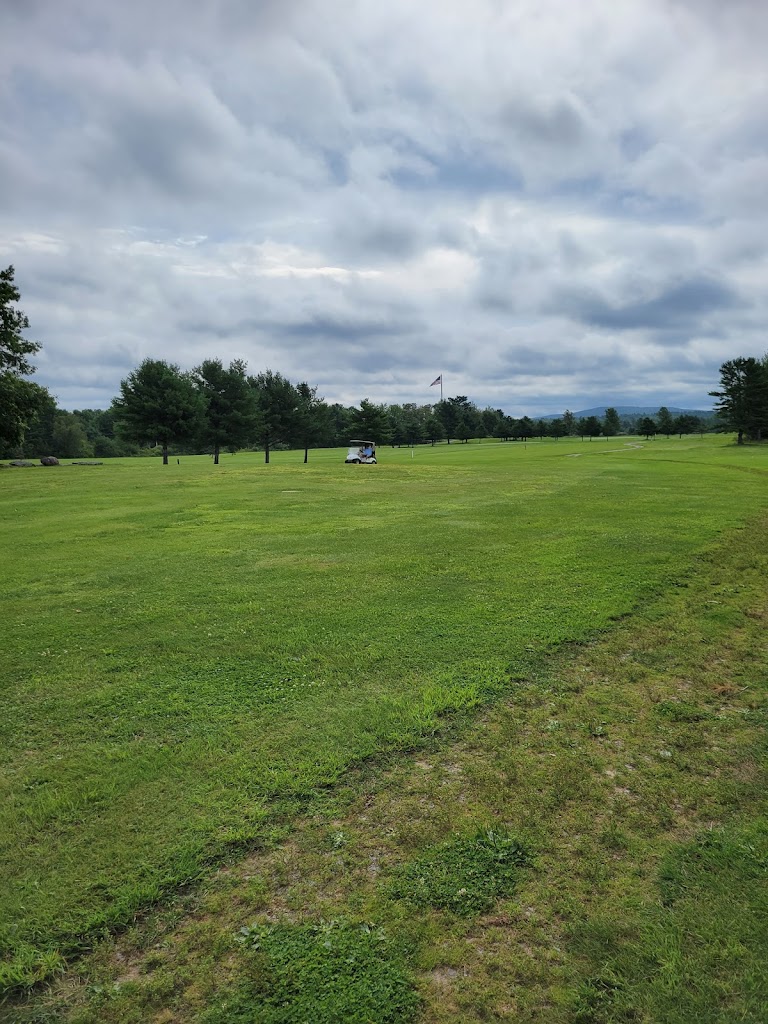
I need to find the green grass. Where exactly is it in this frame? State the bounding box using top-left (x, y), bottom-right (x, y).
top-left (201, 920), bottom-right (420, 1024)
top-left (1, 435), bottom-right (767, 999)
top-left (387, 828), bottom-right (531, 916)
top-left (574, 822), bottom-right (768, 1023)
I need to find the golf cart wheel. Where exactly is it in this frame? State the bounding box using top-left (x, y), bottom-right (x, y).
top-left (350, 458), bottom-right (360, 464)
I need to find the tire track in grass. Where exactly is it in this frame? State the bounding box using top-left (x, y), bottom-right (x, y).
top-left (10, 513), bottom-right (767, 1023)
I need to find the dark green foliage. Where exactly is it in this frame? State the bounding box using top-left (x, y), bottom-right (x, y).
top-left (434, 396), bottom-right (477, 443)
top-left (515, 415), bottom-right (535, 440)
top-left (672, 412), bottom-right (702, 438)
top-left (387, 403), bottom-right (428, 447)
top-left (481, 406), bottom-right (502, 437)
top-left (203, 921), bottom-right (419, 1024)
top-left (294, 381), bottom-right (334, 461)
top-left (248, 369), bottom-right (300, 464)
top-left (350, 398), bottom-right (392, 444)
top-left (324, 402), bottom-right (354, 446)
top-left (455, 413), bottom-right (472, 442)
top-left (423, 412), bottom-right (444, 444)
top-left (0, 373), bottom-right (49, 454)
top-left (70, 407), bottom-right (136, 457)
top-left (549, 416), bottom-right (567, 439)
top-left (388, 828), bottom-right (531, 916)
top-left (0, 265), bottom-right (40, 376)
top-left (49, 411), bottom-right (91, 459)
top-left (638, 416), bottom-right (657, 438)
top-left (494, 413), bottom-right (516, 440)
top-left (656, 406), bottom-right (675, 436)
top-left (193, 358), bottom-right (259, 464)
top-left (710, 356), bottom-right (768, 444)
top-left (113, 358), bottom-right (205, 463)
top-left (602, 407), bottom-right (621, 437)
top-left (0, 266), bottom-right (48, 454)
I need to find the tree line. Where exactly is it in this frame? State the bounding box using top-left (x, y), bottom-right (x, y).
top-left (6, 355), bottom-right (716, 464)
top-left (2, 265), bottom-right (764, 461)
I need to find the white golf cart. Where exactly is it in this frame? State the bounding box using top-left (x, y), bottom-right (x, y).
top-left (345, 439), bottom-right (377, 464)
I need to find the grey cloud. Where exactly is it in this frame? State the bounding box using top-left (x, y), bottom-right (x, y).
top-left (274, 315), bottom-right (420, 341)
top-left (2, 0), bottom-right (768, 415)
top-left (80, 66), bottom-right (241, 198)
top-left (499, 95), bottom-right (589, 149)
top-left (561, 276), bottom-right (741, 332)
top-left (334, 220), bottom-right (423, 262)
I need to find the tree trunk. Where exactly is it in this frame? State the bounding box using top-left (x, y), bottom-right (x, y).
top-left (737, 430), bottom-right (744, 445)
top-left (214, 444), bottom-right (219, 465)
top-left (162, 444), bottom-right (169, 465)
top-left (304, 445), bottom-right (308, 464)
top-left (264, 436), bottom-right (270, 464)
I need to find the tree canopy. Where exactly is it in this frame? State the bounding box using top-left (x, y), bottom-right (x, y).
top-left (7, 303), bottom-right (745, 461)
top-left (0, 265), bottom-right (40, 375)
top-left (638, 416), bottom-right (657, 439)
top-left (603, 407), bottom-right (621, 437)
top-left (193, 359), bottom-right (258, 464)
top-left (0, 266), bottom-right (48, 452)
top-left (114, 359), bottom-right (205, 464)
top-left (248, 369), bottom-right (299, 464)
top-left (710, 357), bottom-right (768, 444)
top-left (350, 398), bottom-right (391, 444)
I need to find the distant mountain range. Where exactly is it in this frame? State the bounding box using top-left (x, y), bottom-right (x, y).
top-left (539, 405), bottom-right (715, 421)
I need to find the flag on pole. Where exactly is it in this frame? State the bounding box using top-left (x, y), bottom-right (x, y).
top-left (430, 375), bottom-right (442, 386)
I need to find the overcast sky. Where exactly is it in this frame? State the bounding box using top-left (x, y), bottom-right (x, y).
top-left (1, 0), bottom-right (766, 414)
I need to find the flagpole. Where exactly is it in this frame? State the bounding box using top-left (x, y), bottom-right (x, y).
top-left (441, 375), bottom-right (443, 403)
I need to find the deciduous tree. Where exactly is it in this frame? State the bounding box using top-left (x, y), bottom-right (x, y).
top-left (0, 373), bottom-right (48, 454)
top-left (51, 411), bottom-right (92, 459)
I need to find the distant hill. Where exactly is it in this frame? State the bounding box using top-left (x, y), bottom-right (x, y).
top-left (539, 405), bottom-right (715, 421)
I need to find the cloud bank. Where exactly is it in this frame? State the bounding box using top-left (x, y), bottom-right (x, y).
top-left (1, 0), bottom-right (766, 412)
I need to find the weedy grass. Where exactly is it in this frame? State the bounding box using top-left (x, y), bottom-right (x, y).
top-left (573, 822), bottom-right (768, 1024)
top-left (387, 828), bottom-right (531, 916)
top-left (1, 435), bottom-right (768, 1011)
top-left (4, 484), bottom-right (768, 1022)
top-left (200, 920), bottom-right (420, 1024)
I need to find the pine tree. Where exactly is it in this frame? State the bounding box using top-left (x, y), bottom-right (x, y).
top-left (710, 357), bottom-right (768, 444)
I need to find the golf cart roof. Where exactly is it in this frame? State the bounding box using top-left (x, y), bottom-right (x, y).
top-left (349, 439), bottom-right (375, 445)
